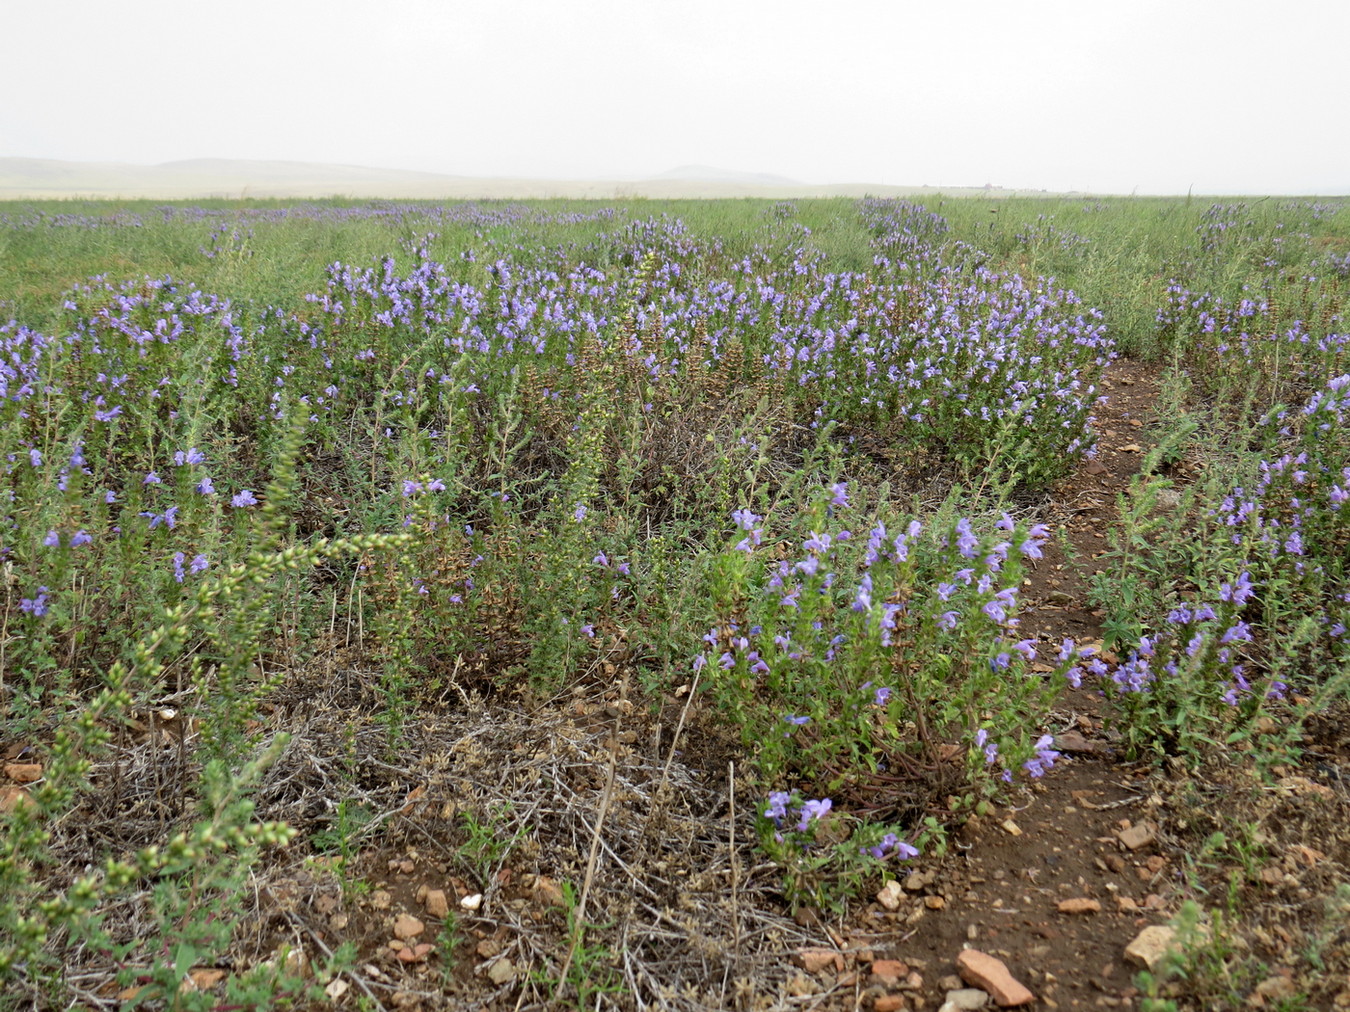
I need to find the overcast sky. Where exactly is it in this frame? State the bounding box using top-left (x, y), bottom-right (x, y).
top-left (4, 0), bottom-right (1346, 194)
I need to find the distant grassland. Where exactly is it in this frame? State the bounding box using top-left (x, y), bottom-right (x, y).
top-left (3, 194), bottom-right (1347, 353)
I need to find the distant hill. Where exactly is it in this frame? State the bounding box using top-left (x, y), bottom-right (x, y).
top-left (649, 165), bottom-right (802, 186)
top-left (0, 157), bottom-right (1035, 201)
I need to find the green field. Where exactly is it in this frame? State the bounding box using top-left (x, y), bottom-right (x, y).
top-left (1, 195), bottom-right (1347, 1010)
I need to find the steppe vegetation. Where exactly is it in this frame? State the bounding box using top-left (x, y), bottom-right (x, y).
top-left (0, 194), bottom-right (1347, 1010)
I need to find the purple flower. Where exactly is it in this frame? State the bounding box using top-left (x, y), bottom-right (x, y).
top-left (803, 531), bottom-right (832, 554)
top-left (735, 529), bottom-right (763, 552)
top-left (1023, 734), bottom-right (1061, 777)
top-left (863, 833), bottom-right (919, 860)
top-left (573, 503), bottom-right (587, 521)
top-left (796, 798), bottom-right (832, 831)
top-left (43, 529), bottom-right (60, 548)
top-left (232, 489), bottom-right (259, 507)
top-left (829, 482), bottom-right (849, 508)
top-left (172, 552), bottom-right (186, 583)
top-left (873, 686), bottom-right (892, 706)
top-left (593, 551), bottom-right (609, 567)
top-left (954, 518), bottom-right (979, 559)
top-left (20, 586), bottom-right (50, 616)
top-left (70, 530), bottom-right (93, 547)
top-left (29, 449), bottom-right (42, 467)
top-left (732, 507), bottom-right (762, 530)
top-left (190, 554), bottom-right (209, 575)
top-left (174, 447), bottom-right (206, 467)
top-left (1218, 571), bottom-right (1257, 605)
top-left (140, 505), bottom-right (179, 530)
top-left (764, 791), bottom-right (791, 822)
top-left (784, 713), bottom-right (810, 727)
top-left (144, 471), bottom-right (162, 485)
top-left (853, 574), bottom-right (873, 611)
top-left (196, 476), bottom-right (215, 495)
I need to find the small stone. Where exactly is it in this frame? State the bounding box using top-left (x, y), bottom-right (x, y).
top-left (872, 960), bottom-right (908, 986)
top-left (370, 890), bottom-right (392, 910)
top-left (957, 949), bottom-right (1035, 1006)
top-left (0, 787), bottom-right (33, 813)
top-left (3, 763), bottom-right (42, 783)
top-left (1115, 896), bottom-right (1139, 912)
top-left (1057, 898), bottom-right (1102, 914)
top-left (945, 988), bottom-right (991, 1010)
top-left (392, 914), bottom-right (425, 940)
top-left (1145, 855), bottom-right (1167, 874)
top-left (396, 942), bottom-right (434, 964)
top-left (900, 970), bottom-right (924, 991)
top-left (460, 892), bottom-right (483, 910)
top-left (1053, 731), bottom-right (1101, 754)
top-left (1124, 926), bottom-right (1178, 970)
top-left (796, 948), bottom-right (840, 974)
top-left (940, 975), bottom-right (966, 991)
top-left (785, 972), bottom-right (817, 997)
top-left (1117, 823), bottom-right (1156, 850)
top-left (476, 939), bottom-right (502, 959)
top-left (424, 889), bottom-right (450, 918)
top-left (1000, 820), bottom-right (1023, 837)
top-left (926, 895), bottom-right (947, 910)
top-left (904, 871), bottom-right (929, 892)
top-left (486, 957), bottom-right (516, 985)
top-left (875, 996), bottom-right (907, 1011)
top-left (1120, 443), bottom-right (1142, 453)
top-left (879, 880), bottom-right (906, 910)
top-left (325, 979), bottom-right (350, 999)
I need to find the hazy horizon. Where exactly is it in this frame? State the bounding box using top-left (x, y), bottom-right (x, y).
top-left (4, 0), bottom-right (1348, 197)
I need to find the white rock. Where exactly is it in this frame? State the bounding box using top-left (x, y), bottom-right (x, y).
top-left (944, 988), bottom-right (989, 1009)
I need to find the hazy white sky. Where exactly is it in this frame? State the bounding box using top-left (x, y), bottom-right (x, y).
top-left (5, 0), bottom-right (1347, 194)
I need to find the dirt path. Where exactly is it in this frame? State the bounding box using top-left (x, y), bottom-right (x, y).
top-left (806, 359), bottom-right (1174, 1012)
